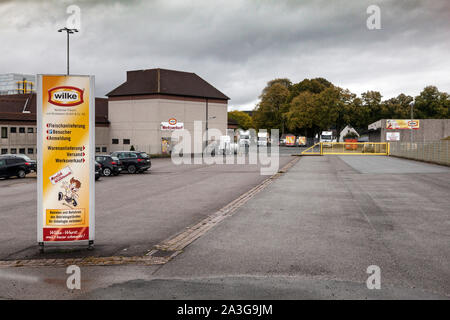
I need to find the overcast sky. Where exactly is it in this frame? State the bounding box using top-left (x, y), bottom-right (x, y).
top-left (1, 0), bottom-right (449, 110)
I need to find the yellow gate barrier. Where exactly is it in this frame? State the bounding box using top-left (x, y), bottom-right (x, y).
top-left (301, 142), bottom-right (389, 155)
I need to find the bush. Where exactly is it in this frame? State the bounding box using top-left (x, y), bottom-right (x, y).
top-left (344, 131), bottom-right (358, 139)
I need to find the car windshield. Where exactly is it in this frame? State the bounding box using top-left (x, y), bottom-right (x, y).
top-left (139, 152), bottom-right (149, 159)
top-left (111, 156), bottom-right (119, 161)
top-left (4, 154), bottom-right (31, 161)
top-left (18, 155), bottom-right (32, 161)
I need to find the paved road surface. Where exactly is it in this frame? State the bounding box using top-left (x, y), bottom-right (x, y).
top-left (85, 156), bottom-right (450, 299)
top-left (0, 156), bottom-right (292, 260)
top-left (1, 155), bottom-right (449, 299)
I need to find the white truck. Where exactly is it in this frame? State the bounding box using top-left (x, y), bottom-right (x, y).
top-left (238, 129), bottom-right (250, 147)
top-left (257, 131), bottom-right (269, 147)
top-left (320, 131), bottom-right (334, 147)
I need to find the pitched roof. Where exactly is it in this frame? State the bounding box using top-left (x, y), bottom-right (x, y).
top-left (107, 68), bottom-right (229, 100)
top-left (0, 94), bottom-right (109, 124)
top-left (0, 94), bottom-right (37, 114)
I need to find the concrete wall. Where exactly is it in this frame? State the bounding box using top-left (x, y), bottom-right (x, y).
top-left (108, 97), bottom-right (227, 154)
top-left (370, 119), bottom-right (450, 142)
top-left (95, 126), bottom-right (110, 154)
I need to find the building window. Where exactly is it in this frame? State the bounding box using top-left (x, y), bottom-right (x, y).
top-left (19, 148), bottom-right (25, 154)
top-left (11, 148), bottom-right (17, 154)
top-left (1, 127), bottom-right (7, 139)
top-left (19, 127), bottom-right (25, 133)
top-left (96, 147), bottom-right (101, 153)
top-left (10, 127), bottom-right (16, 133)
top-left (28, 148), bottom-right (34, 154)
top-left (1, 148), bottom-right (7, 154)
top-left (123, 139), bottom-right (130, 145)
top-left (102, 147), bottom-right (107, 153)
top-left (112, 139), bottom-right (119, 144)
top-left (27, 128), bottom-right (33, 133)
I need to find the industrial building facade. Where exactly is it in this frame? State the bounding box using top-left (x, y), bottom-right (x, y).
top-left (107, 69), bottom-right (229, 154)
top-left (0, 69), bottom-right (229, 158)
top-left (368, 119), bottom-right (450, 142)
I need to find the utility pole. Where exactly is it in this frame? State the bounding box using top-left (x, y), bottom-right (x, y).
top-left (205, 98), bottom-right (209, 150)
top-left (58, 27), bottom-right (78, 75)
top-left (410, 101), bottom-right (414, 143)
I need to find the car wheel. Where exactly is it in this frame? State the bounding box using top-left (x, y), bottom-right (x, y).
top-left (103, 167), bottom-right (112, 176)
top-left (17, 170), bottom-right (26, 178)
top-left (127, 165), bottom-right (136, 174)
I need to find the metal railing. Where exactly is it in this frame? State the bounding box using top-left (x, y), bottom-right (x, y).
top-left (301, 142), bottom-right (389, 155)
top-left (389, 141), bottom-right (450, 166)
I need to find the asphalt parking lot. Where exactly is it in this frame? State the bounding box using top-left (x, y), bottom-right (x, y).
top-left (83, 155), bottom-right (449, 299)
top-left (0, 154), bottom-right (449, 299)
top-left (0, 154), bottom-right (293, 260)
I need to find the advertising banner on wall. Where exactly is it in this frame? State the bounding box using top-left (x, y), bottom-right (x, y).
top-left (161, 118), bottom-right (184, 130)
top-left (386, 119), bottom-right (420, 130)
top-left (37, 75), bottom-right (95, 247)
top-left (386, 132), bottom-right (400, 141)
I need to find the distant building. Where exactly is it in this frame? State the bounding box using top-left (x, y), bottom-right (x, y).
top-left (368, 119), bottom-right (450, 142)
top-left (106, 68), bottom-right (229, 154)
top-left (0, 68), bottom-right (229, 157)
top-left (0, 73), bottom-right (36, 95)
top-left (339, 125), bottom-right (359, 142)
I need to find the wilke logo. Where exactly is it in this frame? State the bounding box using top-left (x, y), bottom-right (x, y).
top-left (48, 86), bottom-right (84, 107)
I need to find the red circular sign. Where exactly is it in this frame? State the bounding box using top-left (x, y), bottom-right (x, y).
top-left (168, 118), bottom-right (177, 125)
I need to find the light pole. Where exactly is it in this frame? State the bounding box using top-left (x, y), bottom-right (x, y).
top-left (205, 116), bottom-right (216, 149)
top-left (58, 27), bottom-right (78, 75)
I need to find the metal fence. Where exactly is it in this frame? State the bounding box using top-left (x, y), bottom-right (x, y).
top-left (389, 141), bottom-right (450, 166)
top-left (302, 142), bottom-right (388, 155)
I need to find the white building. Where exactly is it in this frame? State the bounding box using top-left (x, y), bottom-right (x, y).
top-left (106, 68), bottom-right (229, 154)
top-left (0, 73), bottom-right (36, 95)
top-left (339, 125), bottom-right (359, 142)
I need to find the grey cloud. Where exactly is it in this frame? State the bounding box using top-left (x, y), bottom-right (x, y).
top-left (0, 0), bottom-right (449, 109)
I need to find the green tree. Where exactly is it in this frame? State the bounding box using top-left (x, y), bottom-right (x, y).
top-left (287, 78), bottom-right (333, 102)
top-left (381, 94), bottom-right (414, 119)
top-left (227, 110), bottom-right (254, 130)
top-left (285, 85), bottom-right (353, 140)
top-left (253, 81), bottom-right (290, 132)
top-left (351, 91), bottom-right (382, 130)
top-left (414, 86), bottom-right (450, 118)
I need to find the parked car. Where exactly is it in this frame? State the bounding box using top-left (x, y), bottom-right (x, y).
top-left (95, 155), bottom-right (122, 176)
top-left (0, 155), bottom-right (33, 179)
top-left (95, 161), bottom-right (102, 181)
top-left (110, 151), bottom-right (151, 173)
top-left (2, 154), bottom-right (37, 172)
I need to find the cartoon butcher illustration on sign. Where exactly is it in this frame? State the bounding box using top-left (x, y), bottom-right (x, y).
top-left (58, 177), bottom-right (82, 207)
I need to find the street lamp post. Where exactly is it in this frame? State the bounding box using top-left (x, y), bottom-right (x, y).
top-left (410, 101), bottom-right (415, 143)
top-left (58, 27), bottom-right (78, 75)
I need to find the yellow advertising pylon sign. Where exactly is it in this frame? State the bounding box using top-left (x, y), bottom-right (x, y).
top-left (37, 75), bottom-right (95, 250)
